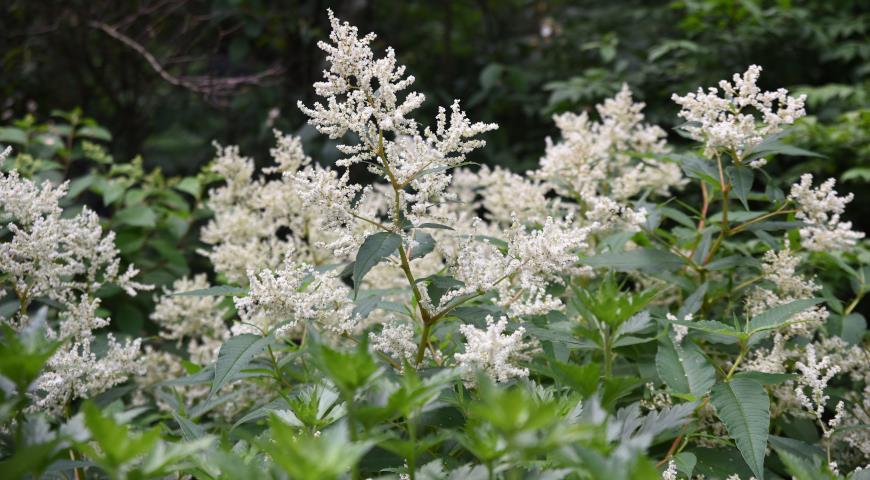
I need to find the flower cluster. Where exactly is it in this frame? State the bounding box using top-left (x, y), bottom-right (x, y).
top-left (454, 316), bottom-right (533, 384)
top-left (369, 320), bottom-right (419, 366)
top-left (672, 64), bottom-right (806, 159)
top-left (446, 215), bottom-right (597, 316)
top-left (200, 132), bottom-right (340, 283)
top-left (150, 274), bottom-right (229, 365)
top-left (745, 245), bottom-right (828, 337)
top-left (296, 9), bottom-right (497, 227)
top-left (233, 260), bottom-right (358, 337)
top-left (788, 173), bottom-right (865, 251)
top-left (794, 343), bottom-right (845, 436)
top-left (0, 167), bottom-right (150, 413)
top-left (537, 84), bottom-right (682, 203)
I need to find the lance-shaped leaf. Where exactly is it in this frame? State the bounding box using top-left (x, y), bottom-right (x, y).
top-left (172, 285), bottom-right (248, 297)
top-left (353, 232), bottom-right (401, 297)
top-left (727, 166), bottom-right (753, 211)
top-left (210, 334), bottom-right (274, 398)
top-left (711, 378), bottom-right (770, 480)
top-left (656, 334), bottom-right (715, 398)
top-left (677, 282), bottom-right (708, 319)
top-left (748, 298), bottom-right (822, 340)
top-left (579, 248), bottom-right (686, 272)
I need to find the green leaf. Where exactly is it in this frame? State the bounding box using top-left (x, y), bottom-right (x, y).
top-left (706, 255), bottom-right (758, 271)
top-left (826, 313), bottom-right (866, 345)
top-left (677, 282), bottom-right (708, 319)
top-left (423, 275), bottom-right (465, 307)
top-left (175, 177), bottom-right (201, 198)
top-left (410, 231), bottom-right (435, 260)
top-left (711, 378), bottom-right (770, 480)
top-left (842, 167), bottom-right (870, 183)
top-left (733, 371), bottom-right (796, 385)
top-left (748, 298), bottom-right (822, 336)
top-left (0, 127), bottom-right (28, 145)
top-left (210, 334), bottom-right (274, 398)
top-left (353, 232), bottom-right (401, 297)
top-left (774, 448), bottom-right (826, 480)
top-left (579, 248), bottom-right (686, 272)
top-left (691, 447), bottom-right (755, 479)
top-left (76, 125), bottom-right (112, 141)
top-left (656, 334), bottom-right (715, 397)
top-left (115, 205), bottom-right (157, 228)
top-left (171, 412), bottom-right (205, 441)
top-left (676, 153), bottom-right (720, 187)
top-left (522, 323), bottom-right (597, 350)
top-left (728, 166), bottom-right (753, 210)
top-left (745, 137), bottom-right (824, 162)
top-left (172, 285), bottom-right (248, 297)
top-left (674, 452), bottom-right (697, 478)
top-left (549, 361), bottom-right (600, 398)
top-left (101, 180), bottom-right (126, 206)
top-left (416, 222), bottom-right (454, 230)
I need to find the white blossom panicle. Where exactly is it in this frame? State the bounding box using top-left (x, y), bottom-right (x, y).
top-left (297, 9), bottom-right (495, 225)
top-left (746, 245), bottom-right (828, 337)
top-left (201, 133), bottom-right (340, 282)
top-left (454, 316), bottom-right (533, 384)
top-left (794, 343), bottom-right (841, 428)
top-left (33, 334), bottom-right (144, 413)
top-left (266, 129), bottom-right (311, 174)
top-left (233, 260), bottom-right (358, 337)
top-left (583, 195), bottom-right (648, 231)
top-left (672, 65), bottom-right (806, 159)
top-left (298, 9), bottom-right (423, 154)
top-left (788, 174), bottom-right (864, 251)
top-left (0, 169), bottom-right (65, 224)
top-left (0, 168), bottom-right (150, 414)
top-left (369, 320), bottom-right (418, 365)
top-left (472, 165), bottom-right (553, 226)
top-left (536, 84), bottom-right (681, 203)
top-left (446, 215), bottom-right (596, 316)
top-left (150, 274), bottom-right (229, 365)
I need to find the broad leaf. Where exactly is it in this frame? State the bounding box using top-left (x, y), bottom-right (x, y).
top-left (727, 166), bottom-right (753, 210)
top-left (733, 371), bottom-right (795, 385)
top-left (210, 334), bottom-right (274, 398)
top-left (711, 378), bottom-right (770, 480)
top-left (748, 298), bottom-right (822, 336)
top-left (353, 232), bottom-right (401, 297)
top-left (409, 231), bottom-right (435, 260)
top-left (115, 205), bottom-right (157, 228)
top-left (656, 334), bottom-right (715, 398)
top-left (677, 282), bottom-right (708, 319)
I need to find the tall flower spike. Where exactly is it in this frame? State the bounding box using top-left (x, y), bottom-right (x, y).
top-left (298, 9), bottom-right (424, 166)
top-left (296, 9), bottom-right (495, 220)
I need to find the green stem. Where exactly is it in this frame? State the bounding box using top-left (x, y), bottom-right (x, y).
top-left (407, 415), bottom-right (417, 480)
top-left (844, 292), bottom-right (865, 315)
top-left (415, 321), bottom-right (432, 366)
top-left (603, 329), bottom-right (614, 378)
top-left (725, 341), bottom-right (747, 381)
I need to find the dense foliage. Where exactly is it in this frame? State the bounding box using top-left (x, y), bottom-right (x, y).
top-left (1, 7), bottom-right (869, 480)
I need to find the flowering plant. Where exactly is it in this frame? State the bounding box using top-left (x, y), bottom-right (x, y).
top-left (1, 11), bottom-right (868, 480)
